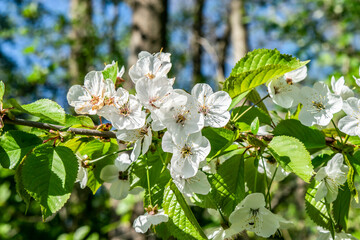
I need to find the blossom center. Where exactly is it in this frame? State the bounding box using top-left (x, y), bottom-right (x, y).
top-left (181, 145), bottom-right (192, 158)
top-left (145, 204), bottom-right (159, 215)
top-left (199, 105), bottom-right (209, 115)
top-left (119, 103), bottom-right (131, 116)
top-left (146, 73), bottom-right (155, 79)
top-left (175, 111), bottom-right (189, 125)
top-left (118, 171), bottom-right (128, 180)
top-left (312, 101), bottom-right (326, 111)
top-left (104, 96), bottom-right (115, 106)
top-left (286, 77), bottom-right (293, 85)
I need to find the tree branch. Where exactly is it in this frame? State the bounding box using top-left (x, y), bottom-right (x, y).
top-left (3, 117), bottom-right (116, 139)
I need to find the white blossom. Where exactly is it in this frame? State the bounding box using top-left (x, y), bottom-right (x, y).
top-left (338, 97), bottom-right (360, 137)
top-left (191, 83), bottom-right (231, 128)
top-left (268, 66), bottom-right (307, 108)
top-left (227, 193), bottom-right (292, 238)
top-left (315, 153), bottom-right (349, 203)
top-left (317, 227), bottom-right (358, 240)
top-left (116, 125), bottom-right (152, 161)
top-left (100, 153), bottom-right (132, 200)
top-left (258, 157), bottom-right (289, 182)
top-left (129, 51), bottom-right (172, 84)
top-left (108, 88), bottom-right (146, 130)
top-left (67, 71), bottom-right (111, 115)
top-left (156, 90), bottom-right (204, 143)
top-left (75, 154), bottom-right (88, 189)
top-left (331, 76), bottom-right (354, 100)
top-left (298, 82), bottom-right (342, 126)
top-left (135, 76), bottom-right (173, 111)
top-left (353, 67), bottom-right (360, 87)
top-left (162, 131), bottom-right (210, 178)
top-left (133, 207), bottom-right (168, 233)
top-left (171, 169), bottom-right (210, 197)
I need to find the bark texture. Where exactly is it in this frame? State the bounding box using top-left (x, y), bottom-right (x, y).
top-left (69, 0), bottom-right (96, 84)
top-left (229, 0), bottom-right (248, 62)
top-left (191, 0), bottom-right (205, 84)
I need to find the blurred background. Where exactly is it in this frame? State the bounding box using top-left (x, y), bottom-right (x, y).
top-left (1, 0), bottom-right (360, 239)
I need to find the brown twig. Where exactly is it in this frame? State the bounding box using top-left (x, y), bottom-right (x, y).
top-left (3, 116), bottom-right (116, 138)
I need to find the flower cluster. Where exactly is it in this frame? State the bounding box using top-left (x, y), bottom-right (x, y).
top-left (67, 51), bottom-right (231, 233)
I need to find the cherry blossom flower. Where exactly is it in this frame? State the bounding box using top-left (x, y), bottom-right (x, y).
top-left (162, 131), bottom-right (210, 178)
top-left (191, 83), bottom-right (231, 128)
top-left (129, 51), bottom-right (172, 84)
top-left (156, 90), bottom-right (204, 143)
top-left (258, 157), bottom-right (289, 182)
top-left (116, 125), bottom-right (152, 161)
top-left (227, 193), bottom-right (292, 238)
top-left (133, 205), bottom-right (168, 233)
top-left (353, 67), bottom-right (360, 87)
top-left (338, 97), bottom-right (360, 137)
top-left (331, 76), bottom-right (354, 100)
top-left (135, 76), bottom-right (173, 111)
top-left (100, 153), bottom-right (132, 200)
top-left (67, 71), bottom-right (110, 115)
top-left (107, 88), bottom-right (146, 130)
top-left (268, 66), bottom-right (307, 108)
top-left (171, 168), bottom-right (210, 197)
top-left (315, 153), bottom-right (349, 203)
top-left (298, 82), bottom-right (342, 126)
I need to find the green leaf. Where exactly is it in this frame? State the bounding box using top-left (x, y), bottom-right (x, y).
top-left (202, 127), bottom-right (235, 159)
top-left (333, 183), bottom-right (351, 232)
top-left (0, 130), bottom-right (42, 169)
top-left (0, 81), bottom-right (5, 102)
top-left (224, 49), bottom-right (309, 98)
top-left (273, 119), bottom-right (326, 151)
top-left (131, 150), bottom-right (169, 207)
top-left (268, 136), bottom-right (314, 182)
top-left (343, 154), bottom-right (357, 199)
top-left (64, 115), bottom-right (95, 128)
top-left (206, 152), bottom-right (245, 217)
top-left (227, 90), bottom-right (250, 110)
top-left (10, 99), bottom-right (66, 124)
top-left (247, 89), bottom-right (269, 115)
top-left (250, 117), bottom-right (259, 135)
top-left (305, 181), bottom-right (332, 230)
top-left (15, 163), bottom-right (31, 212)
top-left (21, 145), bottom-right (79, 219)
top-left (102, 61), bottom-right (118, 84)
top-left (161, 181), bottom-right (207, 240)
top-left (231, 106), bottom-right (272, 131)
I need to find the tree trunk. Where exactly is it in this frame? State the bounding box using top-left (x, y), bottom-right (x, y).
top-left (191, 0), bottom-right (205, 85)
top-left (69, 0), bottom-right (96, 84)
top-left (127, 0), bottom-right (168, 68)
top-left (229, 0), bottom-right (248, 62)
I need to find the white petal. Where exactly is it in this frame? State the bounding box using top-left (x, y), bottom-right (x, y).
top-left (100, 165), bottom-right (119, 183)
top-left (109, 179), bottom-right (130, 200)
top-left (115, 153), bottom-right (132, 171)
top-left (133, 214), bottom-right (152, 233)
top-left (285, 66), bottom-right (307, 83)
top-left (148, 210), bottom-right (169, 225)
top-left (315, 181), bottom-right (328, 202)
top-left (239, 193), bottom-right (266, 209)
top-left (161, 131), bottom-right (175, 153)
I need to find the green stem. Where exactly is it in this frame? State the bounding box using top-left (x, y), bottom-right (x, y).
top-left (331, 119), bottom-right (343, 144)
top-left (231, 92), bottom-right (251, 121)
top-left (87, 148), bottom-right (133, 164)
top-left (146, 156), bottom-right (153, 206)
top-left (232, 94), bottom-right (270, 123)
top-left (344, 134), bottom-right (350, 145)
top-left (266, 164), bottom-right (279, 210)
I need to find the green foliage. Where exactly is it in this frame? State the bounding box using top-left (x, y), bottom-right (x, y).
top-left (160, 181), bottom-right (207, 240)
top-left (273, 119), bottom-right (326, 151)
top-left (0, 130), bottom-right (42, 169)
top-left (202, 127), bottom-right (235, 159)
top-left (223, 49), bottom-right (309, 98)
top-left (0, 81), bottom-right (4, 102)
top-left (20, 144), bottom-right (79, 220)
top-left (10, 99), bottom-right (66, 124)
top-left (64, 115), bottom-right (95, 128)
top-left (102, 61), bottom-right (118, 84)
top-left (247, 89), bottom-right (269, 115)
top-left (201, 152), bottom-right (245, 217)
top-left (250, 117), bottom-right (260, 135)
top-left (231, 106), bottom-right (272, 131)
top-left (227, 90), bottom-right (250, 110)
top-left (333, 183), bottom-right (351, 232)
top-left (305, 181), bottom-right (333, 231)
top-left (268, 136), bottom-right (314, 182)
